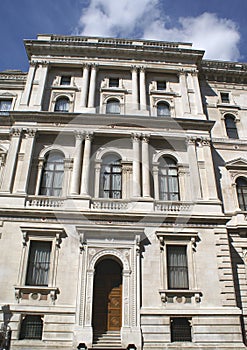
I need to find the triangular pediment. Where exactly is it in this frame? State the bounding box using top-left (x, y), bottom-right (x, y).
top-left (225, 158), bottom-right (247, 169)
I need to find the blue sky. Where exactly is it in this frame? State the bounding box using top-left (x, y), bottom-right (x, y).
top-left (0, 0), bottom-right (247, 72)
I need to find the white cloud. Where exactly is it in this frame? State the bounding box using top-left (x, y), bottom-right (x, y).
top-left (76, 1), bottom-right (240, 61)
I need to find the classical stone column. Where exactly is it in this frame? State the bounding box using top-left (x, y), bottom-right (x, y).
top-left (186, 137), bottom-right (202, 200)
top-left (192, 71), bottom-right (204, 115)
top-left (62, 158), bottom-right (73, 197)
top-left (70, 132), bottom-right (84, 195)
top-left (1, 128), bottom-right (22, 193)
top-left (131, 66), bottom-right (139, 110)
top-left (139, 67), bottom-right (147, 110)
top-left (35, 63), bottom-right (49, 108)
top-left (16, 129), bottom-right (36, 193)
top-left (142, 134), bottom-right (150, 197)
top-left (132, 133), bottom-right (141, 197)
top-left (201, 138), bottom-right (218, 199)
top-left (179, 71), bottom-right (190, 115)
top-left (80, 132), bottom-right (93, 196)
top-left (152, 162), bottom-right (159, 200)
top-left (186, 72), bottom-right (197, 115)
top-left (35, 158), bottom-right (44, 195)
top-left (87, 65), bottom-right (97, 108)
top-left (81, 64), bottom-right (90, 108)
top-left (20, 62), bottom-right (36, 106)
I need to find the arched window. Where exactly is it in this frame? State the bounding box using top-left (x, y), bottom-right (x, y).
top-left (54, 97), bottom-right (69, 112)
top-left (159, 157), bottom-right (179, 200)
top-left (157, 102), bottom-right (170, 117)
top-left (106, 99), bottom-right (120, 114)
top-left (39, 151), bottom-right (65, 196)
top-left (236, 177), bottom-right (247, 211)
top-left (224, 114), bottom-right (238, 139)
top-left (100, 154), bottom-right (122, 198)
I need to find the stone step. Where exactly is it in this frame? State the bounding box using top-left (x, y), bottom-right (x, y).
top-left (93, 331), bottom-right (122, 349)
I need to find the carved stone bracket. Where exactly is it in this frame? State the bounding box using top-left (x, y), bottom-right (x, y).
top-left (79, 233), bottom-right (87, 253)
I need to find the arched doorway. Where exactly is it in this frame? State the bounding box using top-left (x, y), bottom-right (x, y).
top-left (92, 258), bottom-right (122, 333)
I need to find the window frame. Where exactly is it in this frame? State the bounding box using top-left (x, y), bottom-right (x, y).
top-left (157, 101), bottom-right (171, 117)
top-left (157, 230), bottom-right (201, 304)
top-left (109, 78), bottom-right (119, 88)
top-left (19, 315), bottom-right (43, 340)
top-left (220, 92), bottom-right (230, 103)
top-left (157, 81), bottom-right (167, 91)
top-left (224, 114), bottom-right (239, 139)
top-left (167, 244), bottom-right (189, 290)
top-left (158, 156), bottom-right (180, 201)
top-left (14, 226), bottom-right (65, 303)
top-left (99, 154), bottom-right (122, 199)
top-left (170, 317), bottom-right (192, 342)
top-left (0, 99), bottom-right (12, 115)
top-left (54, 96), bottom-right (70, 112)
top-left (60, 75), bottom-right (71, 86)
top-left (39, 151), bottom-right (65, 197)
top-left (236, 177), bottom-right (247, 211)
top-left (106, 98), bottom-right (121, 114)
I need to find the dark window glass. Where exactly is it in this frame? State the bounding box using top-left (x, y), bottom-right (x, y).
top-left (157, 81), bottom-right (166, 90)
top-left (0, 100), bottom-right (12, 115)
top-left (109, 78), bottom-right (119, 88)
top-left (157, 102), bottom-right (170, 117)
top-left (220, 92), bottom-right (230, 103)
top-left (100, 155), bottom-right (122, 199)
top-left (106, 99), bottom-right (120, 114)
top-left (225, 115), bottom-right (238, 139)
top-left (26, 241), bottom-right (52, 286)
top-left (20, 315), bottom-right (43, 340)
top-left (60, 76), bottom-right (71, 85)
top-left (236, 177), bottom-right (247, 211)
top-left (171, 318), bottom-right (192, 342)
top-left (40, 152), bottom-right (64, 196)
top-left (54, 97), bottom-right (69, 112)
top-left (159, 157), bottom-right (179, 200)
top-left (167, 245), bottom-right (189, 289)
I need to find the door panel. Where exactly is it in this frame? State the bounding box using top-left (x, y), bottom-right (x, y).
top-left (93, 260), bottom-right (122, 332)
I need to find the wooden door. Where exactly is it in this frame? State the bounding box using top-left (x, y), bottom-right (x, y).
top-left (93, 259), bottom-right (122, 332)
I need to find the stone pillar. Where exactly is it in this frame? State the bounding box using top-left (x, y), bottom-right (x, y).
top-left (94, 161), bottom-right (101, 198)
top-left (142, 134), bottom-right (150, 197)
top-left (153, 162), bottom-right (159, 200)
top-left (186, 72), bottom-right (196, 115)
top-left (1, 128), bottom-right (22, 193)
top-left (80, 132), bottom-right (93, 196)
top-left (132, 134), bottom-right (141, 197)
top-left (88, 65), bottom-right (97, 108)
top-left (81, 64), bottom-right (90, 108)
top-left (70, 133), bottom-right (84, 195)
top-left (186, 137), bottom-right (202, 200)
top-left (192, 71), bottom-right (204, 115)
top-left (201, 138), bottom-right (218, 199)
top-left (62, 158), bottom-right (73, 197)
top-left (16, 129), bottom-right (36, 193)
top-left (35, 63), bottom-right (49, 108)
top-left (20, 62), bottom-right (36, 106)
top-left (179, 71), bottom-right (190, 115)
top-left (139, 67), bottom-right (147, 110)
top-left (131, 66), bottom-right (139, 110)
top-left (35, 158), bottom-right (44, 195)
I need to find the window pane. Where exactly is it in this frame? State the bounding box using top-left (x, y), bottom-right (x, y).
top-left (237, 177), bottom-right (247, 211)
top-left (60, 76), bottom-right (71, 85)
top-left (220, 92), bottom-right (229, 103)
top-left (157, 103), bottom-right (170, 117)
top-left (167, 245), bottom-right (189, 289)
top-left (171, 318), bottom-right (191, 342)
top-left (26, 241), bottom-right (52, 286)
top-left (109, 78), bottom-right (119, 87)
top-left (100, 155), bottom-right (122, 198)
top-left (157, 81), bottom-right (166, 90)
top-left (225, 116), bottom-right (238, 139)
top-left (0, 100), bottom-right (12, 115)
top-left (39, 152), bottom-right (64, 196)
top-left (20, 315), bottom-right (43, 340)
top-left (159, 158), bottom-right (179, 201)
top-left (106, 100), bottom-right (120, 114)
top-left (54, 98), bottom-right (69, 112)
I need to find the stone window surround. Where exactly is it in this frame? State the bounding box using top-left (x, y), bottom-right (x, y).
top-left (156, 230), bottom-right (202, 304)
top-left (49, 91), bottom-right (75, 113)
top-left (14, 225), bottom-right (66, 304)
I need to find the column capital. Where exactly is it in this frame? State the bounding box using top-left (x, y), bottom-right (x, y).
top-left (201, 137), bottom-right (211, 146)
top-left (142, 134), bottom-right (150, 143)
top-left (84, 131), bottom-right (94, 141)
top-left (91, 63), bottom-right (98, 70)
top-left (186, 136), bottom-right (197, 145)
top-left (10, 128), bottom-right (22, 137)
top-left (74, 131), bottom-right (84, 141)
top-left (131, 133), bottom-right (141, 142)
top-left (131, 65), bottom-right (138, 72)
top-left (139, 66), bottom-right (146, 73)
top-left (82, 62), bottom-right (90, 69)
top-left (26, 128), bottom-right (37, 138)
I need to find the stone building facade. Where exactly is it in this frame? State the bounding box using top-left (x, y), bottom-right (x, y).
top-left (0, 35), bottom-right (246, 350)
